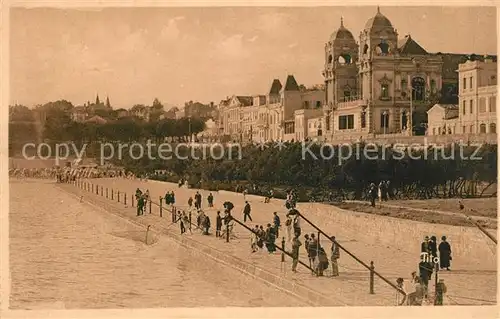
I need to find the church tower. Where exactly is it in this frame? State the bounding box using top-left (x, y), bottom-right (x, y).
top-left (323, 17), bottom-right (359, 132)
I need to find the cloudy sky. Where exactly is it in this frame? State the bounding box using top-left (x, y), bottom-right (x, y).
top-left (10, 6), bottom-right (496, 109)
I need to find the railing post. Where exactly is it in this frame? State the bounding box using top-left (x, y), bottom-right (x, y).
top-left (189, 211), bottom-right (192, 226)
top-left (124, 193), bottom-right (127, 205)
top-left (226, 221), bottom-right (229, 243)
top-left (100, 186), bottom-right (103, 196)
top-left (172, 207), bottom-right (176, 222)
top-left (96, 185), bottom-right (99, 195)
top-left (132, 195), bottom-right (134, 207)
top-left (118, 191), bottom-right (120, 202)
top-left (370, 261), bottom-right (375, 294)
top-left (111, 189), bottom-right (114, 200)
top-left (91, 183), bottom-right (94, 193)
top-left (281, 237), bottom-right (285, 262)
top-left (159, 196), bottom-right (163, 217)
top-left (149, 199), bottom-right (152, 214)
top-left (106, 188), bottom-right (108, 199)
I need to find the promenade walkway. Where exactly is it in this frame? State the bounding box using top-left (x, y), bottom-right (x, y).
top-left (61, 178), bottom-right (496, 306)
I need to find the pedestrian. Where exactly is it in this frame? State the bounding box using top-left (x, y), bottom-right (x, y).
top-left (435, 279), bottom-right (447, 305)
top-left (308, 234), bottom-right (318, 267)
top-left (207, 192), bottom-right (214, 208)
top-left (396, 278), bottom-right (407, 306)
top-left (421, 236), bottom-right (430, 254)
top-left (378, 181), bottom-right (384, 202)
top-left (291, 235), bottom-right (302, 272)
top-left (429, 236), bottom-right (438, 265)
top-left (202, 214), bottom-right (211, 235)
top-left (188, 196), bottom-right (193, 208)
top-left (265, 223), bottom-right (276, 253)
top-left (194, 191), bottom-right (202, 210)
top-left (243, 201), bottom-right (252, 222)
top-left (215, 211), bottom-right (222, 238)
top-left (251, 225), bottom-right (259, 253)
top-left (243, 188), bottom-right (248, 200)
top-left (273, 212), bottom-right (280, 238)
top-left (180, 211), bottom-right (187, 234)
top-left (369, 183), bottom-right (377, 207)
top-left (438, 236), bottom-right (452, 271)
top-left (285, 215), bottom-right (293, 243)
top-left (330, 236), bottom-right (340, 277)
top-left (419, 254), bottom-right (433, 298)
top-left (316, 246), bottom-right (329, 276)
top-left (257, 225), bottom-right (265, 249)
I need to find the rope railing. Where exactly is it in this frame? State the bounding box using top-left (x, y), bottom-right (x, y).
top-left (296, 210), bottom-right (406, 296)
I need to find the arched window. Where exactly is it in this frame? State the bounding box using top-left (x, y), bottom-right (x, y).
top-left (363, 44), bottom-right (369, 54)
top-left (328, 55), bottom-right (333, 64)
top-left (376, 40), bottom-right (390, 55)
top-left (401, 110), bottom-right (408, 130)
top-left (490, 123), bottom-right (496, 133)
top-left (411, 77), bottom-right (426, 101)
top-left (381, 84), bottom-right (389, 99)
top-left (480, 123), bottom-right (487, 133)
top-left (338, 54), bottom-right (352, 65)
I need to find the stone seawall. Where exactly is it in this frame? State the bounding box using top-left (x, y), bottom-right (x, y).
top-left (57, 183), bottom-right (344, 307)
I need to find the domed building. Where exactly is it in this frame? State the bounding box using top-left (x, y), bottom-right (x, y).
top-left (323, 7), bottom-right (445, 139)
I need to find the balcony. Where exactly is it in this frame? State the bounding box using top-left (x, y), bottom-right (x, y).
top-left (337, 96), bottom-right (366, 109)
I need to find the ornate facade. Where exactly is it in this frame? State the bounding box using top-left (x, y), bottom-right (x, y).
top-left (323, 7), bottom-right (444, 140)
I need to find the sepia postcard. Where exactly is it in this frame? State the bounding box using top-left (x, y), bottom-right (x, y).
top-left (2, 1), bottom-right (498, 318)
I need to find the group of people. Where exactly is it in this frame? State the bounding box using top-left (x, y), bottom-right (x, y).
top-left (368, 180), bottom-right (393, 206)
top-left (394, 235), bottom-right (452, 306)
top-left (135, 188), bottom-right (150, 216)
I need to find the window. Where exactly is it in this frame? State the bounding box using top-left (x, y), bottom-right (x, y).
top-left (490, 123), bottom-right (496, 133)
top-left (401, 79), bottom-right (407, 92)
top-left (338, 115), bottom-right (354, 129)
top-left (430, 79), bottom-right (436, 94)
top-left (469, 100), bottom-right (474, 114)
top-left (411, 77), bottom-right (425, 101)
top-left (489, 96), bottom-right (496, 112)
top-left (433, 128), bottom-right (436, 135)
top-left (315, 101), bottom-right (321, 108)
top-left (462, 101), bottom-right (466, 114)
top-left (438, 127), bottom-right (442, 134)
top-left (376, 40), bottom-right (389, 55)
top-left (380, 111), bottom-right (389, 128)
top-left (360, 111), bottom-right (366, 128)
top-left (462, 125), bottom-right (466, 133)
top-left (479, 98), bottom-right (487, 113)
top-left (303, 101), bottom-right (310, 108)
top-left (381, 84), bottom-right (389, 99)
top-left (480, 123), bottom-right (487, 133)
top-left (326, 112), bottom-right (331, 130)
top-left (469, 77), bottom-right (473, 89)
top-left (328, 55), bottom-right (333, 64)
top-left (344, 90), bottom-right (351, 101)
top-left (470, 125), bottom-right (474, 133)
top-left (463, 78), bottom-right (467, 91)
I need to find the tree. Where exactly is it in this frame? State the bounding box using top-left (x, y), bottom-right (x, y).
top-left (106, 96), bottom-right (111, 108)
top-left (96, 94), bottom-right (101, 105)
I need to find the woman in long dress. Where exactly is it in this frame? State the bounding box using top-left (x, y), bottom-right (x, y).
top-left (285, 216), bottom-right (293, 243)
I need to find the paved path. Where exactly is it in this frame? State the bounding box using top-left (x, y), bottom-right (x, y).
top-left (345, 200), bottom-right (498, 225)
top-left (66, 178), bottom-right (496, 306)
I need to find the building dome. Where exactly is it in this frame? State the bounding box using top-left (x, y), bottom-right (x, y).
top-left (364, 7), bottom-right (393, 31)
top-left (330, 17), bottom-right (355, 42)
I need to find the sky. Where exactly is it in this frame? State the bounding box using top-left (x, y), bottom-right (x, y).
top-left (10, 6), bottom-right (497, 109)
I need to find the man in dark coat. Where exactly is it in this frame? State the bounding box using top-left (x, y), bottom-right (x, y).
top-left (438, 236), bottom-right (452, 270)
top-left (215, 211), bottom-right (222, 238)
top-left (243, 201), bottom-right (252, 222)
top-left (418, 257), bottom-right (433, 298)
top-left (273, 212), bottom-right (281, 238)
top-left (421, 236), bottom-right (430, 254)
